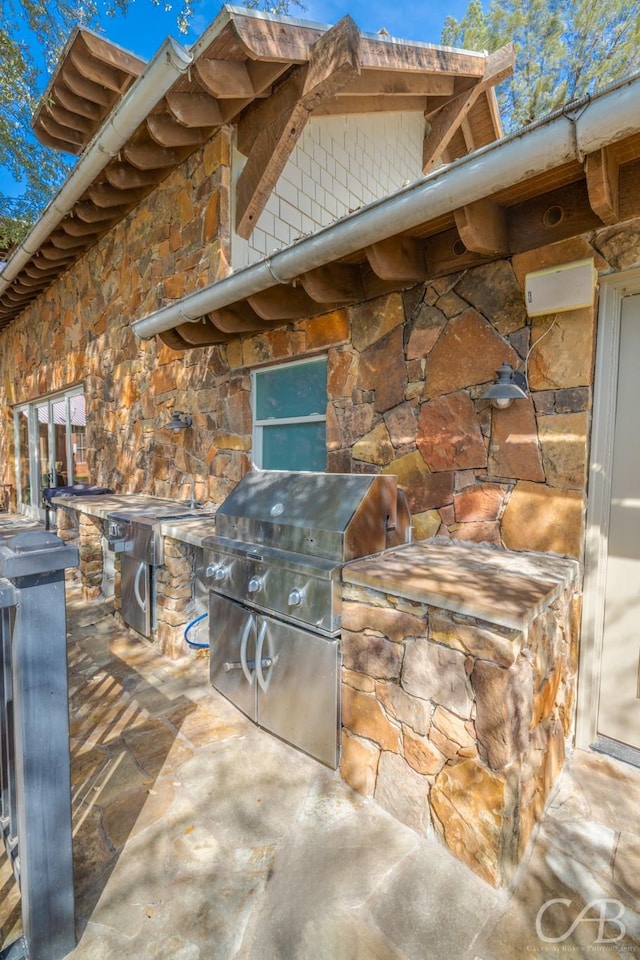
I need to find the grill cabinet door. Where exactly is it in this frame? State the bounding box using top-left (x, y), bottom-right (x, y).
top-left (256, 617), bottom-right (340, 768)
top-left (120, 555), bottom-right (151, 638)
top-left (209, 593), bottom-right (257, 721)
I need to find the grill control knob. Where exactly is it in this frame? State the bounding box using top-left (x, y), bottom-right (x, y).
top-left (247, 576), bottom-right (263, 593)
top-left (206, 563), bottom-right (227, 582)
top-left (288, 588), bottom-right (304, 607)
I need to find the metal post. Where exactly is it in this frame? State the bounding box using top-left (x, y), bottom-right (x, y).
top-left (0, 532), bottom-right (78, 960)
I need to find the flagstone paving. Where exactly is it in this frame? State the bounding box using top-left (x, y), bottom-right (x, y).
top-left (1, 582), bottom-right (640, 959)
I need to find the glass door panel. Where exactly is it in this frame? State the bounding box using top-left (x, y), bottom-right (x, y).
top-left (51, 398), bottom-right (69, 486)
top-left (17, 410), bottom-right (31, 506)
top-left (36, 403), bottom-right (51, 503)
top-left (70, 395), bottom-right (88, 483)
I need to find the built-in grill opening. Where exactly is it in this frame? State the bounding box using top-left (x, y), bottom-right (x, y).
top-left (202, 470), bottom-right (411, 768)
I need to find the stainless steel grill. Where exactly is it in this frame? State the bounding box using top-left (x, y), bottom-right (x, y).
top-left (202, 470), bottom-right (411, 767)
top-left (106, 503), bottom-right (203, 638)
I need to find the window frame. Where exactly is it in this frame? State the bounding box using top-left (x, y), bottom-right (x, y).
top-left (13, 385), bottom-right (85, 519)
top-left (251, 356), bottom-right (328, 472)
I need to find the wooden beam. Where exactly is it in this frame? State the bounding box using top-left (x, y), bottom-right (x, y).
top-left (123, 140), bottom-right (191, 170)
top-left (506, 179), bottom-right (602, 254)
top-left (39, 244), bottom-right (76, 262)
top-left (195, 59), bottom-right (256, 98)
top-left (49, 231), bottom-right (93, 250)
top-left (78, 30), bottom-right (145, 77)
top-left (38, 113), bottom-right (86, 150)
top-left (60, 63), bottom-right (115, 106)
top-left (53, 83), bottom-right (103, 120)
top-left (359, 37), bottom-right (486, 75)
top-left (422, 43), bottom-right (514, 172)
top-left (60, 218), bottom-right (106, 237)
top-left (425, 227), bottom-right (492, 277)
top-left (69, 46), bottom-right (126, 93)
top-left (45, 102), bottom-right (95, 135)
top-left (585, 147), bottom-right (620, 225)
top-left (33, 126), bottom-right (80, 155)
top-left (72, 201), bottom-right (124, 223)
top-left (366, 237), bottom-right (428, 282)
top-left (105, 163), bottom-right (167, 190)
top-left (453, 198), bottom-right (509, 255)
top-left (207, 304), bottom-right (271, 333)
top-left (248, 285), bottom-right (327, 320)
top-left (174, 320), bottom-right (231, 346)
top-left (236, 16), bottom-right (361, 239)
top-left (299, 263), bottom-right (366, 303)
top-left (165, 92), bottom-right (223, 128)
top-left (313, 95), bottom-right (429, 117)
top-left (88, 182), bottom-right (147, 208)
top-left (339, 71), bottom-right (454, 97)
top-left (146, 114), bottom-right (212, 148)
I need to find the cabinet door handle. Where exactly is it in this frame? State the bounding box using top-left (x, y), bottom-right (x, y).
top-left (240, 616), bottom-right (255, 685)
top-left (255, 621), bottom-right (271, 693)
top-left (133, 563), bottom-right (146, 612)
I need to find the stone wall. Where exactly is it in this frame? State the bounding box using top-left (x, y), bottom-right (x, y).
top-left (1, 110), bottom-right (640, 561)
top-left (340, 568), bottom-right (581, 887)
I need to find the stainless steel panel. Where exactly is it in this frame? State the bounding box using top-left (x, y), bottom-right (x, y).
top-left (209, 594), bottom-right (257, 721)
top-left (256, 617), bottom-right (340, 768)
top-left (214, 470), bottom-right (407, 560)
top-left (204, 545), bottom-right (340, 634)
top-left (120, 554), bottom-right (151, 638)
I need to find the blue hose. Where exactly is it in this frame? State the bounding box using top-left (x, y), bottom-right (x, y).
top-left (184, 612), bottom-right (209, 649)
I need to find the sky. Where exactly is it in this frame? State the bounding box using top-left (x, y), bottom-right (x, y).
top-left (1, 0), bottom-right (472, 200)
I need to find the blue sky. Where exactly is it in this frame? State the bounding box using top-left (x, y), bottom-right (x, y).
top-left (1, 0), bottom-right (471, 200)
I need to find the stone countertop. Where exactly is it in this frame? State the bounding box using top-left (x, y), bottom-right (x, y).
top-left (50, 494), bottom-right (165, 520)
top-left (51, 493), bottom-right (218, 547)
top-left (160, 514), bottom-right (218, 548)
top-left (342, 539), bottom-right (580, 630)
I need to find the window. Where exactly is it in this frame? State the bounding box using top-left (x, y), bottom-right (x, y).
top-left (14, 388), bottom-right (87, 518)
top-left (252, 357), bottom-right (327, 471)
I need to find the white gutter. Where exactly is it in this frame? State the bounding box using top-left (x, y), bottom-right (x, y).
top-left (132, 70), bottom-right (640, 341)
top-left (0, 36), bottom-right (193, 294)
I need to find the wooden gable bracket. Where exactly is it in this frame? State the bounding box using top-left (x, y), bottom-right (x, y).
top-left (453, 198), bottom-right (509, 256)
top-left (235, 15), bottom-right (362, 239)
top-left (248, 284), bottom-right (334, 320)
top-left (585, 147), bottom-right (620, 225)
top-left (365, 236), bottom-right (428, 283)
top-left (422, 42), bottom-right (514, 173)
top-left (299, 263), bottom-right (366, 303)
top-left (207, 302), bottom-right (272, 333)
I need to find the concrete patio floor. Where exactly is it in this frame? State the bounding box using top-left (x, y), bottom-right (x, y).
top-left (1, 579), bottom-right (640, 960)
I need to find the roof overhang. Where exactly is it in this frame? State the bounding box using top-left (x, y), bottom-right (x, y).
top-left (0, 5), bottom-right (511, 328)
top-left (129, 70), bottom-right (640, 350)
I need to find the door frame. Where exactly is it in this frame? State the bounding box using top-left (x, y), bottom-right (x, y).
top-left (577, 267), bottom-right (640, 748)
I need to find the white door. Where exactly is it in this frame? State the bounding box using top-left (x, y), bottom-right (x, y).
top-left (598, 293), bottom-right (640, 750)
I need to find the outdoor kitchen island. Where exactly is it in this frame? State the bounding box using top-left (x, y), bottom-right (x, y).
top-left (339, 539), bottom-right (581, 888)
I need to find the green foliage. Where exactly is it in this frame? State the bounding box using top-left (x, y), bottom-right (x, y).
top-left (442, 0), bottom-right (640, 132)
top-left (0, 0), bottom-right (303, 252)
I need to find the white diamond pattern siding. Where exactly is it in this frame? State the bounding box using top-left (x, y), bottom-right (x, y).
top-left (234, 111), bottom-right (425, 267)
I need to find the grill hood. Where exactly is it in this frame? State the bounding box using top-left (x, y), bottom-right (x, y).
top-left (214, 470), bottom-right (411, 562)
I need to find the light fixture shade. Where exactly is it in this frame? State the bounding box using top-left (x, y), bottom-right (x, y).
top-left (481, 362), bottom-right (528, 409)
top-left (166, 411), bottom-right (192, 431)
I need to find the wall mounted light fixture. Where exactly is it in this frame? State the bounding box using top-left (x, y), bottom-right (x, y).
top-left (481, 362), bottom-right (528, 409)
top-left (165, 411), bottom-right (192, 431)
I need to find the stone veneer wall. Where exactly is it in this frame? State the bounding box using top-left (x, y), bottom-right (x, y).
top-left (0, 115), bottom-right (639, 560)
top-left (340, 575), bottom-right (581, 887)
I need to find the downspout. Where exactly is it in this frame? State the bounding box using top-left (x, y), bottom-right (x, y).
top-left (131, 70), bottom-right (640, 341)
top-left (0, 37), bottom-right (193, 294)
